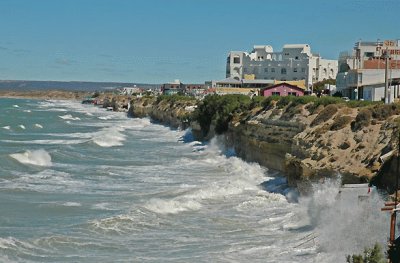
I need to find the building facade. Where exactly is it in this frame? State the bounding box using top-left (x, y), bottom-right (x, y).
top-left (161, 80), bottom-right (184, 95)
top-left (262, 82), bottom-right (305, 97)
top-left (336, 40), bottom-right (400, 102)
top-left (226, 44), bottom-right (338, 89)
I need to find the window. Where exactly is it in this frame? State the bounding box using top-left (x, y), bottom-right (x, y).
top-left (281, 68), bottom-right (287, 75)
top-left (264, 68), bottom-right (268, 73)
top-left (288, 92), bottom-right (297, 96)
top-left (271, 68), bottom-right (275, 73)
top-left (293, 68), bottom-right (298, 72)
top-left (301, 68), bottom-right (306, 73)
top-left (272, 92), bottom-right (280, 96)
top-left (233, 56), bottom-right (240, 64)
top-left (358, 73), bottom-right (363, 84)
top-left (364, 52), bottom-right (374, 58)
top-left (284, 53), bottom-right (289, 56)
top-left (243, 67), bottom-right (248, 73)
top-left (295, 56), bottom-right (299, 60)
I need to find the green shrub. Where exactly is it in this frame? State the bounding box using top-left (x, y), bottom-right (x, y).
top-left (261, 95), bottom-right (280, 109)
top-left (281, 104), bottom-right (303, 121)
top-left (331, 115), bottom-right (352, 131)
top-left (347, 100), bottom-right (378, 108)
top-left (307, 96), bottom-right (343, 114)
top-left (156, 94), bottom-right (196, 104)
top-left (192, 94), bottom-right (252, 136)
top-left (370, 103), bottom-right (400, 120)
top-left (310, 104), bottom-right (338, 127)
top-left (249, 96), bottom-right (267, 108)
top-left (346, 243), bottom-right (385, 263)
top-left (352, 109), bottom-right (372, 131)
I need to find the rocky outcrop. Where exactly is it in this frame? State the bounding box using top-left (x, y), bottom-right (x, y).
top-left (128, 97), bottom-right (197, 129)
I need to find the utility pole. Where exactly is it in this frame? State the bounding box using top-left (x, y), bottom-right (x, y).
top-left (381, 132), bottom-right (400, 262)
top-left (385, 47), bottom-right (391, 104)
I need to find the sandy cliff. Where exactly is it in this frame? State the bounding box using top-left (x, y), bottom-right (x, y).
top-left (224, 102), bottom-right (399, 192)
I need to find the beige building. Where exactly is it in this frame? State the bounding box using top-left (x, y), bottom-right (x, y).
top-left (336, 39), bottom-right (400, 102)
top-left (226, 44), bottom-right (338, 90)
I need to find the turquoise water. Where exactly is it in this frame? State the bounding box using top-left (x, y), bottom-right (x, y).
top-left (0, 98), bottom-right (388, 262)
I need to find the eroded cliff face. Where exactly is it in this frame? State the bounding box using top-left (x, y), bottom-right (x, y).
top-left (128, 97), bottom-right (197, 129)
top-left (225, 103), bottom-right (399, 191)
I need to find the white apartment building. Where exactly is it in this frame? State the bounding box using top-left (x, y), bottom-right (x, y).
top-left (226, 44), bottom-right (338, 89)
top-left (336, 40), bottom-right (400, 102)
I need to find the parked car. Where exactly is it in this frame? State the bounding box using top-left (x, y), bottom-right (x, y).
top-left (341, 97), bottom-right (350, 102)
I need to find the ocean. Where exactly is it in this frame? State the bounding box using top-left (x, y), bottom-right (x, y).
top-left (0, 98), bottom-right (389, 262)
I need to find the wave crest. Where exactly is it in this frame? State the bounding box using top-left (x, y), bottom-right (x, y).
top-left (10, 149), bottom-right (52, 167)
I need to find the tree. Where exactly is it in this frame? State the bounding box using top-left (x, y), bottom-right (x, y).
top-left (312, 78), bottom-right (336, 94)
top-left (346, 243), bottom-right (386, 263)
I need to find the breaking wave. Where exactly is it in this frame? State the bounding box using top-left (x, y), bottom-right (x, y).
top-left (59, 114), bottom-right (81, 121)
top-left (92, 127), bottom-right (126, 147)
top-left (10, 149), bottom-right (52, 167)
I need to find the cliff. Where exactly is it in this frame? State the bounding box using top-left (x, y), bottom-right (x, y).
top-left (117, 95), bottom-right (400, 192)
top-left (225, 103), bottom-right (399, 191)
top-left (127, 96), bottom-right (197, 129)
top-left (192, 98), bottom-right (400, 191)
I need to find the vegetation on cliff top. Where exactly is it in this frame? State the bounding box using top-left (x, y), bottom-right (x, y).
top-left (192, 94), bottom-right (252, 135)
top-left (346, 243), bottom-right (386, 263)
top-left (151, 93), bottom-right (400, 139)
top-left (188, 94), bottom-right (383, 137)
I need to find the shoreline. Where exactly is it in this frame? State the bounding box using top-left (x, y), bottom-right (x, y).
top-left (0, 90), bottom-right (92, 100)
top-left (3, 90), bottom-right (397, 193)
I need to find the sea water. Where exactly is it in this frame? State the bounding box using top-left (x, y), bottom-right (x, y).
top-left (0, 98), bottom-right (389, 262)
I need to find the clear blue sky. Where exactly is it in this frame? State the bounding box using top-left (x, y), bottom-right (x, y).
top-left (0, 0), bottom-right (398, 84)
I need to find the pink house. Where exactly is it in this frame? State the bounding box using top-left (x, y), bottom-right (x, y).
top-left (262, 83), bottom-right (305, 97)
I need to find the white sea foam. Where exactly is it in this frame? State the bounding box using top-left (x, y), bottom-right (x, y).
top-left (34, 123), bottom-right (43, 128)
top-left (89, 209), bottom-right (165, 233)
top-left (12, 104), bottom-right (19, 108)
top-left (92, 203), bottom-right (118, 211)
top-left (98, 116), bottom-right (113, 120)
top-left (144, 141), bottom-right (269, 215)
top-left (145, 198), bottom-right (202, 214)
top-left (2, 126), bottom-right (10, 130)
top-left (10, 149), bottom-right (52, 167)
top-left (59, 114), bottom-right (81, 121)
top-left (18, 124), bottom-right (26, 130)
top-left (92, 127), bottom-right (126, 147)
top-left (297, 177), bottom-right (388, 261)
top-left (23, 109), bottom-right (31, 113)
top-left (4, 169), bottom-right (87, 194)
top-left (62, 202), bottom-right (82, 207)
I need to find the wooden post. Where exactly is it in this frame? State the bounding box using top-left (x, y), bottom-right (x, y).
top-left (391, 211), bottom-right (397, 243)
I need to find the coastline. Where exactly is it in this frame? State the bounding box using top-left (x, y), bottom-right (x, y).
top-left (0, 90), bottom-right (92, 100)
top-left (4, 91), bottom-right (398, 193)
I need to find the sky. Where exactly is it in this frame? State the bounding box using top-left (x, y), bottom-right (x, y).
top-left (0, 0), bottom-right (399, 84)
